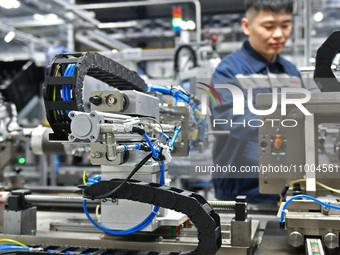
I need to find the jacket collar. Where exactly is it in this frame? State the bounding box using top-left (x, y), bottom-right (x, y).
top-left (241, 40), bottom-right (284, 73)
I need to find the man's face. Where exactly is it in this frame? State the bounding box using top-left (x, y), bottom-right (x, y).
top-left (242, 10), bottom-right (293, 62)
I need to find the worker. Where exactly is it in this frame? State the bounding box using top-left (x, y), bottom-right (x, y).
top-left (210, 0), bottom-right (302, 203)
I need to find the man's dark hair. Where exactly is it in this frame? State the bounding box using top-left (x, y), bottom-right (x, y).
top-left (245, 0), bottom-right (293, 14)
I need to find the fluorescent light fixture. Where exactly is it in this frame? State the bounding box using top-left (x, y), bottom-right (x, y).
top-left (33, 14), bottom-right (44, 21)
top-left (314, 12), bottom-right (323, 22)
top-left (98, 21), bottom-right (138, 29)
top-left (0, 0), bottom-right (20, 9)
top-left (187, 20), bottom-right (196, 30)
top-left (4, 31), bottom-right (15, 43)
top-left (180, 21), bottom-right (189, 30)
top-left (47, 14), bottom-right (58, 20)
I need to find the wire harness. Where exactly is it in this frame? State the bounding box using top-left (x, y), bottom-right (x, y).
top-left (81, 179), bottom-right (221, 255)
top-left (44, 52), bottom-right (147, 140)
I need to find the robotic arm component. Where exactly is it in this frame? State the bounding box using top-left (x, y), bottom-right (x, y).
top-left (314, 31), bottom-right (340, 92)
top-left (44, 52), bottom-right (147, 141)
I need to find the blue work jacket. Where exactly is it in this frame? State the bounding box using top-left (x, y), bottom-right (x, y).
top-left (211, 40), bottom-right (302, 203)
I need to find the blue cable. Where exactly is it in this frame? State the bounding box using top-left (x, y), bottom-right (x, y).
top-left (142, 133), bottom-right (159, 158)
top-left (280, 194), bottom-right (340, 223)
top-left (62, 64), bottom-right (76, 114)
top-left (86, 175), bottom-right (102, 185)
top-left (147, 85), bottom-right (190, 103)
top-left (170, 128), bottom-right (181, 151)
top-left (55, 155), bottom-right (60, 175)
top-left (0, 246), bottom-right (29, 251)
top-left (83, 161), bottom-right (165, 235)
top-left (160, 133), bottom-right (171, 144)
top-left (148, 85), bottom-right (206, 145)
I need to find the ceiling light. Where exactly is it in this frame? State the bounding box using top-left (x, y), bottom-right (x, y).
top-left (314, 12), bottom-right (323, 22)
top-left (0, 0), bottom-right (20, 9)
top-left (180, 21), bottom-right (189, 30)
top-left (33, 14), bottom-right (44, 21)
top-left (4, 31), bottom-right (15, 43)
top-left (47, 14), bottom-right (58, 20)
top-left (187, 20), bottom-right (196, 30)
top-left (111, 49), bottom-right (118, 53)
top-left (98, 21), bottom-right (138, 29)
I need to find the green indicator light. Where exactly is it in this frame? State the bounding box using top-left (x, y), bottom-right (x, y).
top-left (18, 157), bottom-right (25, 164)
top-left (172, 18), bottom-right (183, 27)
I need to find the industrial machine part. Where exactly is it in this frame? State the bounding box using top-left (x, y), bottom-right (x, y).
top-left (44, 52), bottom-right (147, 141)
top-left (257, 92), bottom-right (340, 253)
top-left (231, 196), bottom-right (251, 247)
top-left (26, 52), bottom-right (226, 254)
top-left (82, 179), bottom-right (221, 255)
top-left (257, 92), bottom-right (340, 195)
top-left (0, 191), bottom-right (257, 255)
top-left (314, 31), bottom-right (340, 92)
top-left (3, 190), bottom-right (37, 235)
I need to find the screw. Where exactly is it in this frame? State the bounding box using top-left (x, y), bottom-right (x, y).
top-left (90, 113), bottom-right (96, 118)
top-left (69, 113), bottom-right (75, 118)
top-left (91, 152), bottom-right (101, 158)
top-left (69, 135), bottom-right (75, 140)
top-left (108, 97), bottom-right (116, 104)
top-left (90, 135), bottom-right (96, 140)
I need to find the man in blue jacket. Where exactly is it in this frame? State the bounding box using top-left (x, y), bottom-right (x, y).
top-left (211, 0), bottom-right (302, 203)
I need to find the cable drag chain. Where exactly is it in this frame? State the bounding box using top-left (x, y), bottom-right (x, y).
top-left (82, 179), bottom-right (222, 255)
top-left (44, 52), bottom-right (147, 140)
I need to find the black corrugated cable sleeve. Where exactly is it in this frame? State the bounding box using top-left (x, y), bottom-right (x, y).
top-left (280, 184), bottom-right (290, 198)
top-left (132, 127), bottom-right (146, 135)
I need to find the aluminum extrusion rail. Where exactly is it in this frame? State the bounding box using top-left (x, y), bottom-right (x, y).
top-left (82, 179), bottom-right (222, 255)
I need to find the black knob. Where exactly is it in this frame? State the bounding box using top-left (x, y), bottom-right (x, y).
top-left (89, 96), bottom-right (102, 106)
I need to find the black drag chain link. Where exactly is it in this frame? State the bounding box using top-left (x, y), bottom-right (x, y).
top-left (44, 52), bottom-right (147, 140)
top-left (83, 179), bottom-right (222, 255)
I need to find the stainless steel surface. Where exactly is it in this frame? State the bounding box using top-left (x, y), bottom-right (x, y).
top-left (100, 163), bottom-right (171, 232)
top-left (231, 218), bottom-right (252, 247)
top-left (160, 106), bottom-right (189, 156)
top-left (288, 231), bottom-right (303, 247)
top-left (25, 195), bottom-right (99, 204)
top-left (4, 207), bottom-right (37, 235)
top-left (323, 232), bottom-right (338, 249)
top-left (304, 0), bottom-right (311, 67)
top-left (122, 90), bottom-right (159, 120)
top-left (69, 111), bottom-right (102, 142)
top-left (90, 91), bottom-right (124, 113)
top-left (257, 92), bottom-right (340, 194)
top-left (208, 200), bottom-right (236, 211)
top-left (105, 133), bottom-right (117, 161)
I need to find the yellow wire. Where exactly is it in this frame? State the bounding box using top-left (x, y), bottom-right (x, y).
top-left (288, 179), bottom-right (306, 186)
top-left (83, 171), bottom-right (87, 185)
top-left (316, 181), bottom-right (340, 194)
top-left (95, 205), bottom-right (100, 220)
top-left (288, 179), bottom-right (340, 194)
top-left (280, 178), bottom-right (340, 206)
top-left (0, 239), bottom-right (28, 247)
top-left (53, 65), bottom-right (61, 122)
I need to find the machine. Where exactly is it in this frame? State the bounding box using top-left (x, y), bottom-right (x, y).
top-left (0, 52), bottom-right (259, 255)
top-left (257, 31), bottom-right (340, 255)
